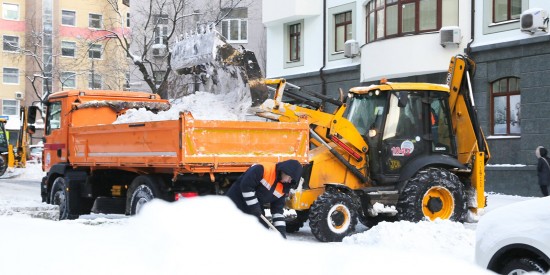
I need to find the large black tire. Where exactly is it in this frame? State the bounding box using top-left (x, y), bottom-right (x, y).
top-left (397, 168), bottom-right (467, 222)
top-left (309, 192), bottom-right (358, 242)
top-left (499, 258), bottom-right (546, 275)
top-left (0, 155), bottom-right (7, 177)
top-left (50, 177), bottom-right (75, 220)
top-left (126, 175), bottom-right (165, 215)
top-left (285, 210), bottom-right (309, 233)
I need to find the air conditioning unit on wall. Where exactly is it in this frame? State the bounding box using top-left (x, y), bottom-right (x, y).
top-left (521, 8), bottom-right (549, 34)
top-left (152, 45), bottom-right (166, 57)
top-left (440, 26), bottom-right (461, 48)
top-left (15, 92), bottom-right (23, 100)
top-left (344, 40), bottom-right (360, 58)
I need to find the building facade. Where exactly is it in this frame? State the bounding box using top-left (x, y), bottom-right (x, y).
top-left (263, 0), bottom-right (550, 196)
top-left (1, 0), bottom-right (130, 144)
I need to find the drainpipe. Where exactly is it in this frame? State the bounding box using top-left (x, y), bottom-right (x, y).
top-left (466, 0), bottom-right (475, 55)
top-left (319, 0), bottom-right (327, 102)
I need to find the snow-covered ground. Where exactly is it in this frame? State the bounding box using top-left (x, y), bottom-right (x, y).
top-left (0, 164), bottom-right (537, 274)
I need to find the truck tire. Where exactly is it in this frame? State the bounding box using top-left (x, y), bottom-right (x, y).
top-left (396, 168), bottom-right (466, 222)
top-left (50, 177), bottom-right (72, 220)
top-left (499, 258), bottom-right (546, 275)
top-left (285, 210), bottom-right (309, 233)
top-left (309, 192), bottom-right (358, 242)
top-left (126, 175), bottom-right (164, 215)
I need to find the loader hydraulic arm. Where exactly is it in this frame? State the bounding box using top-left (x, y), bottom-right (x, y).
top-left (260, 79), bottom-right (368, 157)
top-left (446, 55), bottom-right (490, 162)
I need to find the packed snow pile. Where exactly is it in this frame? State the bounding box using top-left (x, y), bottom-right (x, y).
top-left (344, 219), bottom-right (476, 262)
top-left (114, 90), bottom-right (252, 123)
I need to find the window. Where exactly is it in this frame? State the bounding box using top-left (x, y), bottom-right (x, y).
top-left (491, 77), bottom-right (521, 135)
top-left (88, 73), bottom-right (102, 89)
top-left (62, 10), bottom-right (76, 26)
top-left (61, 72), bottom-right (76, 89)
top-left (289, 23), bottom-right (301, 62)
top-left (88, 44), bottom-right (102, 59)
top-left (365, 0), bottom-right (458, 43)
top-left (493, 0), bottom-right (521, 23)
top-left (335, 11), bottom-right (352, 52)
top-left (89, 13), bottom-right (102, 29)
top-left (153, 14), bottom-right (169, 45)
top-left (2, 68), bottom-right (19, 84)
top-left (2, 99), bottom-right (17, 116)
top-left (2, 3), bottom-right (18, 20)
top-left (3, 35), bottom-right (19, 52)
top-left (220, 8), bottom-right (248, 42)
top-left (61, 41), bottom-right (76, 57)
top-left (126, 12), bottom-right (130, 27)
top-left (46, 101), bottom-right (61, 135)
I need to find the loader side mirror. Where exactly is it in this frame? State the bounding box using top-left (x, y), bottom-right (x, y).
top-left (27, 125), bottom-right (36, 135)
top-left (27, 106), bottom-right (38, 124)
top-left (397, 92), bottom-right (409, 108)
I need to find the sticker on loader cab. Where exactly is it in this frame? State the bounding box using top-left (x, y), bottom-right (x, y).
top-left (388, 159), bottom-right (402, 170)
top-left (391, 140), bottom-right (414, 156)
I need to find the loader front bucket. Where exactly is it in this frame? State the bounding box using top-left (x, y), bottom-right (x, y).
top-left (172, 31), bottom-right (268, 106)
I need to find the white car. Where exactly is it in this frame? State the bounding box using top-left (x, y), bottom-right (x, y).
top-left (475, 196), bottom-right (550, 274)
top-left (28, 143), bottom-right (44, 163)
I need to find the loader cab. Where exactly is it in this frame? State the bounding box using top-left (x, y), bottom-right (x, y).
top-left (347, 85), bottom-right (456, 184)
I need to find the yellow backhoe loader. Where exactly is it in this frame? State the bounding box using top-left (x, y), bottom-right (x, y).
top-left (0, 106), bottom-right (39, 176)
top-left (257, 55), bottom-right (490, 242)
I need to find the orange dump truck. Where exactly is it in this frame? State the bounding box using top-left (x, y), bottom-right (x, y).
top-left (40, 90), bottom-right (309, 219)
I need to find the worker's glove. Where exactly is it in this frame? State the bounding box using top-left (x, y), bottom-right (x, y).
top-left (248, 205), bottom-right (263, 218)
top-left (276, 226), bottom-right (287, 239)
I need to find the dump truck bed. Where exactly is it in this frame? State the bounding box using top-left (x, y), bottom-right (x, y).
top-left (68, 113), bottom-right (309, 172)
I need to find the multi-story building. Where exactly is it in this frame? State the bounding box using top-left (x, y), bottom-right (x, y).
top-left (263, 0), bottom-right (550, 196)
top-left (1, 0), bottom-right (129, 144)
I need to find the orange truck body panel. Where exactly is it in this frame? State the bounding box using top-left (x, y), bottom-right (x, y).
top-left (44, 90), bottom-right (309, 174)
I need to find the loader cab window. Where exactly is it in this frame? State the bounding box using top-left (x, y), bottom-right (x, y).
top-left (46, 101), bottom-right (61, 135)
top-left (346, 92), bottom-right (386, 136)
top-left (430, 95), bottom-right (454, 154)
top-left (383, 92), bottom-right (423, 140)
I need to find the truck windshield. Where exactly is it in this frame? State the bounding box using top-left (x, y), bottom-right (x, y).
top-left (346, 92), bottom-right (387, 136)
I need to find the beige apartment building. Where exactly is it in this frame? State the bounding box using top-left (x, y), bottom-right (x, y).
top-left (1, 0), bottom-right (129, 143)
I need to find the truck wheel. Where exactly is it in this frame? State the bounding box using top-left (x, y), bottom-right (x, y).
top-left (499, 257), bottom-right (546, 275)
top-left (397, 168), bottom-right (466, 222)
top-left (126, 175), bottom-right (164, 215)
top-left (50, 177), bottom-right (70, 220)
top-left (285, 210), bottom-right (309, 233)
top-left (309, 192), bottom-right (357, 242)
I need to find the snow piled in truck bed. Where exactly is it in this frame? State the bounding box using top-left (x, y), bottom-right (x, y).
top-left (114, 90), bottom-right (252, 124)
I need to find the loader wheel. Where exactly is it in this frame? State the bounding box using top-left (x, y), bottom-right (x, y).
top-left (309, 192), bottom-right (357, 242)
top-left (50, 177), bottom-right (71, 220)
top-left (0, 156), bottom-right (7, 177)
top-left (397, 168), bottom-right (466, 222)
top-left (285, 210), bottom-right (309, 233)
top-left (127, 175), bottom-right (165, 215)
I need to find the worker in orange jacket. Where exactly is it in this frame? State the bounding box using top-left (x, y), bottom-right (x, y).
top-left (226, 160), bottom-right (303, 238)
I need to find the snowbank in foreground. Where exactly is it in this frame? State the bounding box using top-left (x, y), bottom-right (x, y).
top-left (0, 197), bottom-right (491, 275)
